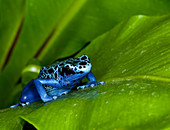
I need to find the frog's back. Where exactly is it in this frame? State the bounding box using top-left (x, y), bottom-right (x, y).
top-left (38, 64), bottom-right (59, 79)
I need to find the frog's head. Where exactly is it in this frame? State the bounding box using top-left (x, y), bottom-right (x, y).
top-left (59, 55), bottom-right (91, 79)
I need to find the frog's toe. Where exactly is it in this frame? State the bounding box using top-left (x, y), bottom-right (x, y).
top-left (26, 102), bottom-right (30, 105)
top-left (59, 90), bottom-right (70, 96)
top-left (98, 81), bottom-right (105, 85)
top-left (62, 91), bottom-right (68, 95)
top-left (10, 103), bottom-right (20, 108)
top-left (89, 81), bottom-right (104, 87)
top-left (90, 83), bottom-right (95, 87)
top-left (77, 85), bottom-right (84, 89)
top-left (20, 103), bottom-right (26, 107)
top-left (53, 96), bottom-right (58, 100)
top-left (90, 82), bottom-right (102, 87)
top-left (77, 81), bottom-right (104, 90)
top-left (77, 85), bottom-right (87, 89)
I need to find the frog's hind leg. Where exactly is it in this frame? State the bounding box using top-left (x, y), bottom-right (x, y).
top-left (34, 78), bottom-right (62, 102)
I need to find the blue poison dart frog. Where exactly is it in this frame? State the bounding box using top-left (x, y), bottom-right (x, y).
top-left (10, 55), bottom-right (104, 108)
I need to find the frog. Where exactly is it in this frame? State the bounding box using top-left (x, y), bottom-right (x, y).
top-left (10, 55), bottom-right (104, 108)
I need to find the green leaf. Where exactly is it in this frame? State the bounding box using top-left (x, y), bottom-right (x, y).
top-left (78, 15), bottom-right (170, 80)
top-left (0, 102), bottom-right (44, 129)
top-left (1, 14), bottom-right (170, 129)
top-left (1, 0), bottom-right (170, 108)
top-left (0, 0), bottom-right (25, 70)
top-left (20, 80), bottom-right (170, 129)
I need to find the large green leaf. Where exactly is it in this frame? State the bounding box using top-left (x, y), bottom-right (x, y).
top-left (1, 14), bottom-right (170, 129)
top-left (20, 80), bottom-right (170, 129)
top-left (78, 15), bottom-right (170, 79)
top-left (0, 0), bottom-right (25, 70)
top-left (1, 0), bottom-right (170, 108)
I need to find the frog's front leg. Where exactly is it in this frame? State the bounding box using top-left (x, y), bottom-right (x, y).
top-left (22, 79), bottom-right (34, 94)
top-left (34, 78), bottom-right (62, 102)
top-left (77, 72), bottom-right (104, 89)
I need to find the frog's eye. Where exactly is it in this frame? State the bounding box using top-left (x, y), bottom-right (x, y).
top-left (81, 55), bottom-right (88, 60)
top-left (62, 65), bottom-right (75, 75)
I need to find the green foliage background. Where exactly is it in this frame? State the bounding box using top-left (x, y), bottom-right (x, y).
top-left (1, 0), bottom-right (170, 129)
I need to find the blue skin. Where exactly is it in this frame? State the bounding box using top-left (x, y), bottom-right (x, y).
top-left (10, 55), bottom-right (104, 108)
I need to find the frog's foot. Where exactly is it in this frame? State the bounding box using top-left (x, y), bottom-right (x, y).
top-left (10, 102), bottom-right (30, 108)
top-left (21, 102), bottom-right (30, 106)
top-left (10, 103), bottom-right (20, 108)
top-left (52, 96), bottom-right (58, 100)
top-left (52, 90), bottom-right (70, 100)
top-left (77, 81), bottom-right (105, 89)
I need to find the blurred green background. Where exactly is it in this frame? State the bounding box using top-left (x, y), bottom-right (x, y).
top-left (0, 0), bottom-right (170, 129)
